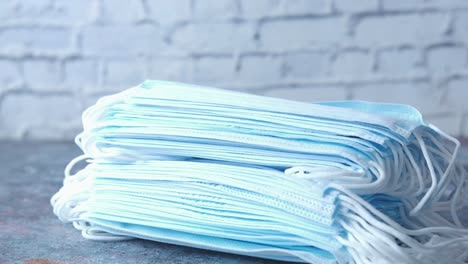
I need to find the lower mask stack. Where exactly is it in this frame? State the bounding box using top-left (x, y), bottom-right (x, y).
top-left (52, 80), bottom-right (468, 264)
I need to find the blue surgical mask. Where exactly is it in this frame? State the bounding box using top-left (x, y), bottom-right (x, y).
top-left (52, 80), bottom-right (468, 264)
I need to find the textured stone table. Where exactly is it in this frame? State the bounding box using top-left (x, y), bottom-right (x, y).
top-left (1, 142), bottom-right (467, 264)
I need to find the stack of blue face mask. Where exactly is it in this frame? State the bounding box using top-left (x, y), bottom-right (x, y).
top-left (52, 80), bottom-right (468, 264)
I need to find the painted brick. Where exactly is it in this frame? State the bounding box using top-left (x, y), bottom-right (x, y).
top-left (447, 78), bottom-right (468, 110)
top-left (172, 23), bottom-right (255, 52)
top-left (378, 48), bottom-right (422, 75)
top-left (14, 0), bottom-right (52, 18)
top-left (332, 51), bottom-right (373, 76)
top-left (427, 46), bottom-right (466, 73)
top-left (463, 115), bottom-right (468, 138)
top-left (64, 59), bottom-right (98, 87)
top-left (240, 0), bottom-right (279, 19)
top-left (0, 27), bottom-right (73, 54)
top-left (354, 13), bottom-right (450, 46)
top-left (13, 0), bottom-right (93, 24)
top-left (263, 86), bottom-right (348, 102)
top-left (0, 0), bottom-right (93, 25)
top-left (82, 25), bottom-right (163, 57)
top-left (193, 0), bottom-right (239, 19)
top-left (100, 0), bottom-right (145, 23)
top-left (148, 58), bottom-right (191, 82)
top-left (49, 0), bottom-right (94, 24)
top-left (146, 0), bottom-right (191, 25)
top-left (284, 52), bottom-right (329, 78)
top-left (381, 0), bottom-right (425, 10)
top-left (104, 60), bottom-right (148, 88)
top-left (280, 0), bottom-right (330, 15)
top-left (237, 55), bottom-right (282, 82)
top-left (1, 94), bottom-right (81, 137)
top-left (240, 0), bottom-right (280, 19)
top-left (433, 0), bottom-right (468, 8)
top-left (192, 56), bottom-right (236, 84)
top-left (352, 82), bottom-right (447, 115)
top-left (0, 60), bottom-right (21, 90)
top-left (23, 60), bottom-right (62, 91)
top-left (260, 18), bottom-right (347, 50)
top-left (454, 12), bottom-right (468, 41)
top-left (334, 0), bottom-right (378, 13)
top-left (382, 0), bottom-right (468, 10)
top-left (0, 1), bottom-right (16, 20)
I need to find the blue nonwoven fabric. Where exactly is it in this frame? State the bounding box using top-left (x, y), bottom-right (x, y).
top-left (52, 80), bottom-right (468, 264)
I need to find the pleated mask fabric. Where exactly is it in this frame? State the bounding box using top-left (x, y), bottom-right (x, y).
top-left (52, 80), bottom-right (468, 264)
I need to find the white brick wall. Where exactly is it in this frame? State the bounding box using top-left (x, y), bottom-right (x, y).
top-left (0, 0), bottom-right (467, 140)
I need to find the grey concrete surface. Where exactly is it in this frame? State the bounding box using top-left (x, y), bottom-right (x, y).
top-left (1, 142), bottom-right (467, 264)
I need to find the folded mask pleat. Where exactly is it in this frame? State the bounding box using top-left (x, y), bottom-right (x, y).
top-left (52, 80), bottom-right (468, 264)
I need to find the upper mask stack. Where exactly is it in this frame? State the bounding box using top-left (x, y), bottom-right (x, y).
top-left (52, 80), bottom-right (468, 264)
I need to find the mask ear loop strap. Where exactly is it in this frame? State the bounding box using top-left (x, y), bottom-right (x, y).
top-left (402, 145), bottom-right (424, 196)
top-left (398, 145), bottom-right (427, 220)
top-left (343, 160), bottom-right (387, 195)
top-left (344, 212), bottom-right (410, 262)
top-left (425, 126), bottom-right (460, 201)
top-left (74, 133), bottom-right (83, 149)
top-left (51, 154), bottom-right (92, 224)
top-left (392, 142), bottom-right (423, 198)
top-left (81, 227), bottom-right (133, 241)
top-left (338, 220), bottom-right (392, 263)
top-left (396, 145), bottom-right (414, 197)
top-left (385, 142), bottom-right (403, 195)
top-left (339, 192), bottom-right (468, 261)
top-left (330, 183), bottom-right (468, 237)
top-left (427, 124), bottom-right (466, 227)
top-left (336, 227), bottom-right (370, 264)
top-left (64, 154), bottom-right (90, 178)
top-left (447, 163), bottom-right (467, 228)
top-left (410, 131), bottom-right (438, 215)
top-left (337, 200), bottom-right (420, 263)
top-left (450, 178), bottom-right (465, 227)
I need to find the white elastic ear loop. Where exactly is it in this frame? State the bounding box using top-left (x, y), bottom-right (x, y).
top-left (425, 124), bottom-right (466, 226)
top-left (396, 148), bottom-right (416, 197)
top-left (338, 196), bottom-right (430, 252)
top-left (339, 221), bottom-right (380, 263)
top-left (52, 157), bottom-right (93, 223)
top-left (351, 218), bottom-right (408, 263)
top-left (74, 133), bottom-right (83, 148)
top-left (423, 145), bottom-right (460, 210)
top-left (343, 213), bottom-right (411, 263)
top-left (387, 142), bottom-right (405, 194)
top-left (51, 178), bottom-right (92, 222)
top-left (343, 161), bottom-right (388, 194)
top-left (81, 87), bottom-right (136, 131)
top-left (64, 154), bottom-right (89, 178)
top-left (410, 132), bottom-right (438, 215)
top-left (81, 227), bottom-right (133, 241)
top-left (339, 194), bottom-right (468, 257)
top-left (449, 168), bottom-right (467, 227)
top-left (336, 220), bottom-right (371, 263)
top-left (426, 125), bottom-right (460, 199)
top-left (339, 191), bottom-right (468, 238)
top-left (337, 212), bottom-right (412, 264)
top-left (441, 179), bottom-right (468, 228)
top-left (330, 183), bottom-right (468, 242)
